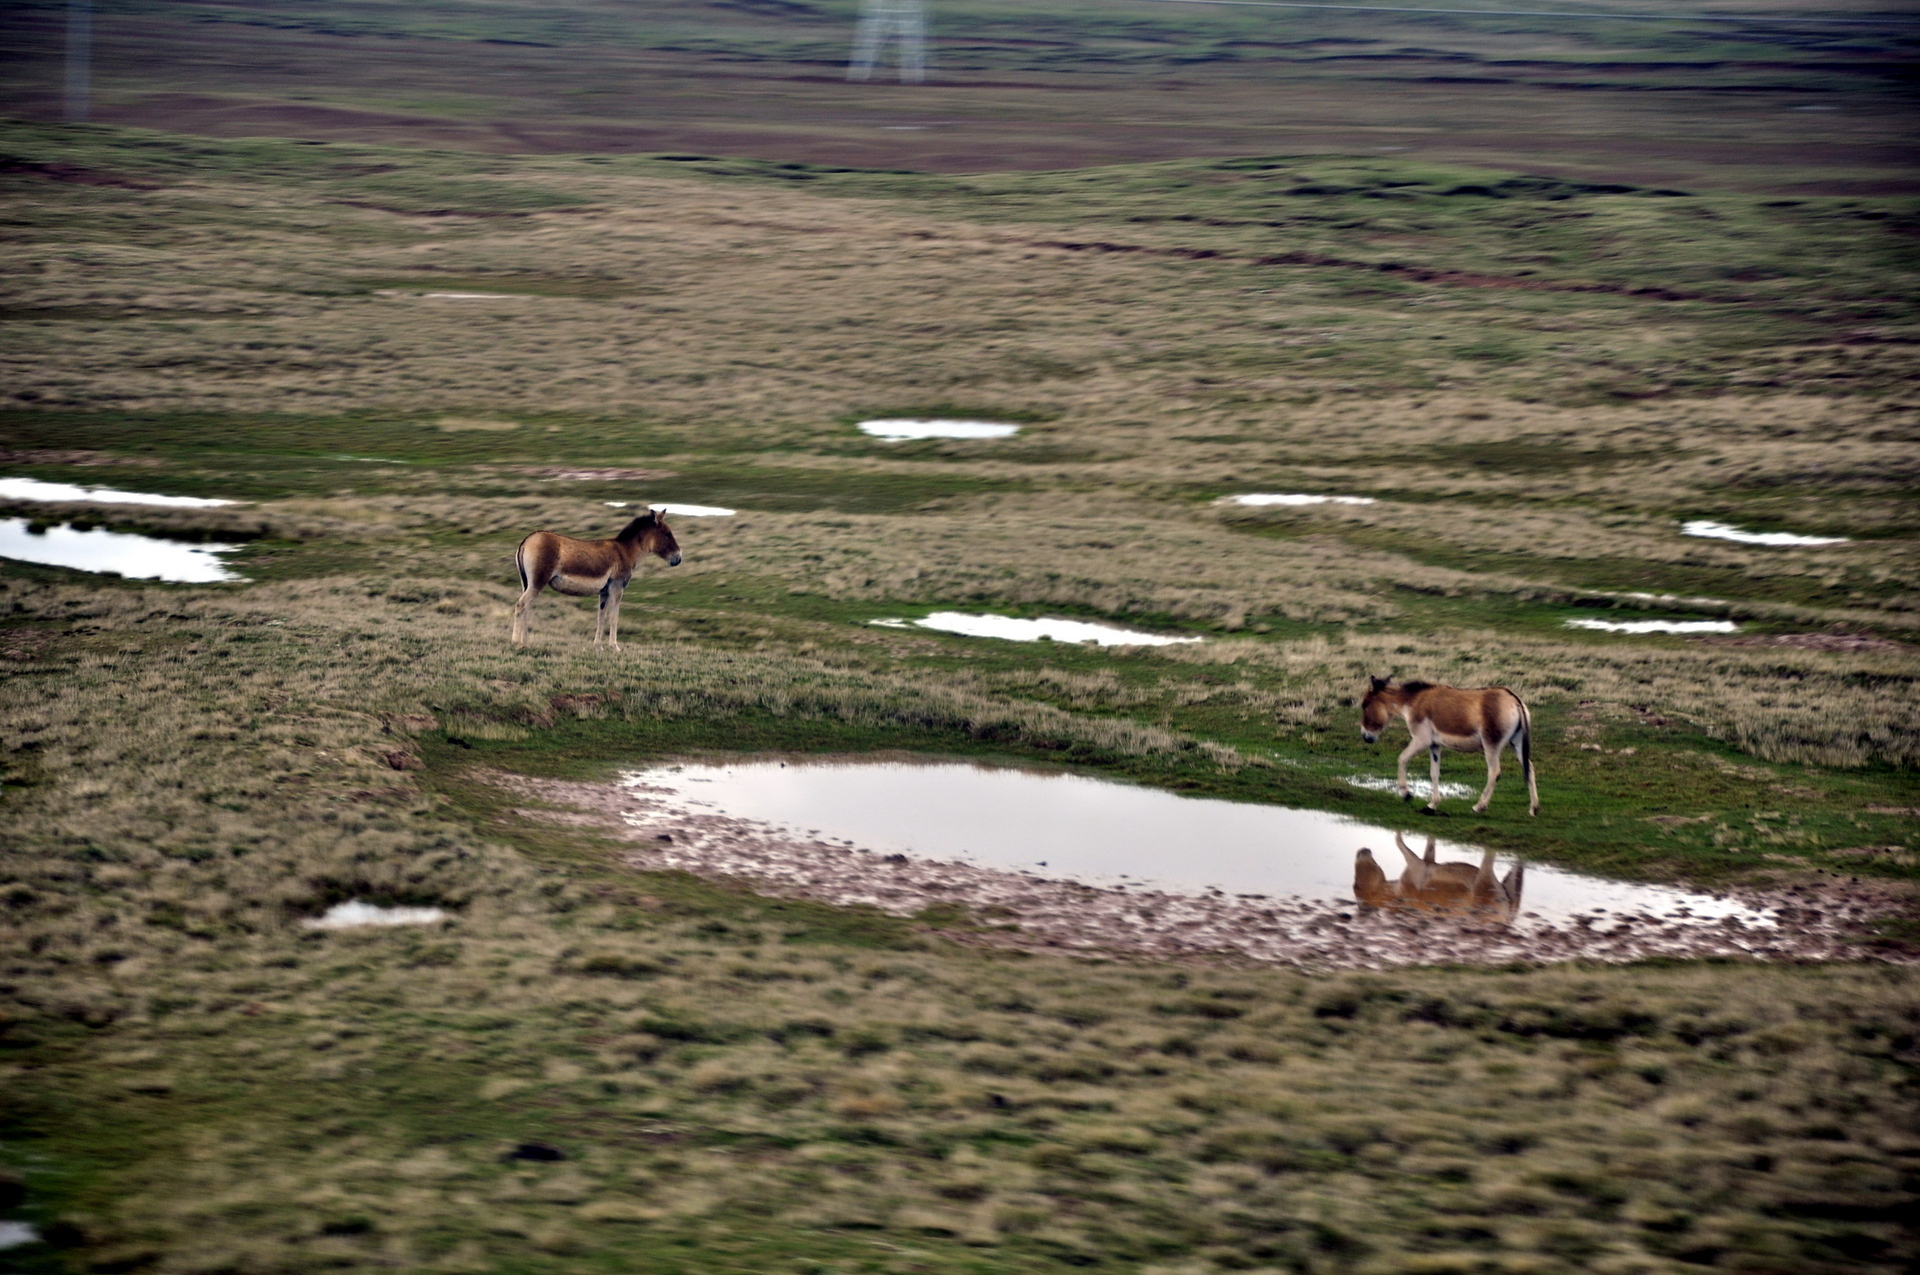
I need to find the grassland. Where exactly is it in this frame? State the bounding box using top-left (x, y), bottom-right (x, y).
top-left (1, 115), bottom-right (1918, 1273)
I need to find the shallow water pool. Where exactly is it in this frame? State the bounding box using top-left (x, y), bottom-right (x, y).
top-left (0, 476), bottom-right (235, 508)
top-left (870, 611), bottom-right (1200, 646)
top-left (858, 420), bottom-right (1020, 441)
top-left (605, 501), bottom-right (737, 516)
top-left (1681, 519), bottom-right (1847, 547)
top-left (629, 759), bottom-right (1772, 927)
top-left (1566, 618), bottom-right (1739, 635)
top-left (302, 901), bottom-right (448, 930)
top-left (0, 518), bottom-right (243, 582)
top-left (1224, 493), bottom-right (1375, 507)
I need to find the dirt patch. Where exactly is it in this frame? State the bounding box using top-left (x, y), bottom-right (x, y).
top-left (1699, 631), bottom-right (1909, 653)
top-left (0, 448), bottom-right (162, 468)
top-left (487, 770), bottom-right (1912, 971)
top-left (0, 159), bottom-right (159, 190)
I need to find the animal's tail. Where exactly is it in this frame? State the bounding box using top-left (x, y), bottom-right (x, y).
top-left (514, 534), bottom-right (532, 591)
top-left (1513, 691), bottom-right (1537, 813)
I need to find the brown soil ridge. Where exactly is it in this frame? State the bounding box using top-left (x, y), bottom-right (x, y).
top-left (1699, 631), bottom-right (1910, 653)
top-left (488, 769), bottom-right (1911, 971)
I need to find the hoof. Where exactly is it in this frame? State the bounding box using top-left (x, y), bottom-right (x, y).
top-left (1400, 792), bottom-right (1413, 802)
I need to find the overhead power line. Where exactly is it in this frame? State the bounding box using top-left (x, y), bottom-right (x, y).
top-left (1102, 0), bottom-right (1920, 25)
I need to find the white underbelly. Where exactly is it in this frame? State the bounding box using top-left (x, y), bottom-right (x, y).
top-left (548, 573), bottom-right (608, 596)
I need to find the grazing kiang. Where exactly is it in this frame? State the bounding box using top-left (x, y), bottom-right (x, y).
top-left (511, 510), bottom-right (681, 649)
top-left (1360, 675), bottom-right (1539, 816)
top-left (1354, 831), bottom-right (1525, 923)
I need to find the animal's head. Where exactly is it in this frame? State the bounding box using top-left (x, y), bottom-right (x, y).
top-left (1359, 674), bottom-right (1395, 743)
top-left (1353, 847), bottom-right (1394, 908)
top-left (624, 509), bottom-right (681, 566)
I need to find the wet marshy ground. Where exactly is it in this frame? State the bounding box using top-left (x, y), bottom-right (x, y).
top-left (493, 758), bottom-right (1901, 969)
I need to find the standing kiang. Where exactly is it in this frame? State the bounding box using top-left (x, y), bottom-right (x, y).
top-left (511, 509), bottom-right (681, 649)
top-left (1359, 675), bottom-right (1539, 816)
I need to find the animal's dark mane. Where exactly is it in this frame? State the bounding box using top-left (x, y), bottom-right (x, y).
top-left (615, 512), bottom-right (660, 541)
top-left (1398, 680), bottom-right (1435, 696)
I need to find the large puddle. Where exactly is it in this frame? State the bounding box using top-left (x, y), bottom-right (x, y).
top-left (0, 518), bottom-right (243, 582)
top-left (628, 759), bottom-right (1772, 928)
top-left (869, 611), bottom-right (1201, 646)
top-left (0, 476), bottom-right (235, 508)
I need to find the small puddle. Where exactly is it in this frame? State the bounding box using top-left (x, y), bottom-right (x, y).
top-left (1682, 519), bottom-right (1847, 547)
top-left (1344, 773), bottom-right (1476, 800)
top-left (301, 901), bottom-right (448, 930)
top-left (858, 420), bottom-right (1020, 441)
top-left (1566, 618), bottom-right (1739, 635)
top-left (0, 476), bottom-right (235, 508)
top-left (0, 1223), bottom-right (41, 1251)
top-left (0, 518), bottom-right (243, 582)
top-left (605, 502), bottom-right (736, 516)
top-left (377, 290), bottom-right (523, 300)
top-left (627, 760), bottom-right (1773, 928)
top-left (1223, 492), bottom-right (1375, 507)
top-left (870, 611), bottom-right (1201, 646)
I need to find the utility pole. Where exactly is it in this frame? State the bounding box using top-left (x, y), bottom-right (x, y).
top-left (65, 0), bottom-right (92, 122)
top-left (848, 0), bottom-right (927, 84)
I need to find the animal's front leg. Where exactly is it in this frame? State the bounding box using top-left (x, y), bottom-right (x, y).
top-left (594, 586), bottom-right (611, 646)
top-left (1394, 737), bottom-right (1424, 801)
top-left (1426, 743), bottom-right (1446, 811)
top-left (1473, 738), bottom-right (1502, 813)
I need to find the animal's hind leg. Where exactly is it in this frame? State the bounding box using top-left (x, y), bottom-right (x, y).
top-left (1473, 737), bottom-right (1502, 813)
top-left (511, 585), bottom-right (540, 645)
top-left (605, 583), bottom-right (625, 651)
top-left (1524, 738), bottom-right (1539, 816)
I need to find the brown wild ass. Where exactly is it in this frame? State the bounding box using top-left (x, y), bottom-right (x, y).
top-left (1359, 675), bottom-right (1538, 816)
top-left (1354, 831), bottom-right (1524, 922)
top-left (511, 511), bottom-right (680, 649)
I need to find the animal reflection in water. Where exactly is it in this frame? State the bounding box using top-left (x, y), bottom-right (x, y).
top-left (1355, 832), bottom-right (1525, 923)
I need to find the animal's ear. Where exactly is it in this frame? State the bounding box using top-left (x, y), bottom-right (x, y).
top-left (1369, 674), bottom-right (1390, 691)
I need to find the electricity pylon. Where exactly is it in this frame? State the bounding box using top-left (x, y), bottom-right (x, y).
top-left (847, 0), bottom-right (927, 84)
top-left (65, 0), bottom-right (91, 122)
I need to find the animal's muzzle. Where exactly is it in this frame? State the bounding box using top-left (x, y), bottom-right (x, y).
top-left (1360, 729), bottom-right (1378, 744)
top-left (667, 552), bottom-right (682, 567)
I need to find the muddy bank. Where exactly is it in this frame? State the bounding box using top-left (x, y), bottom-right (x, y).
top-left (491, 771), bottom-right (1913, 970)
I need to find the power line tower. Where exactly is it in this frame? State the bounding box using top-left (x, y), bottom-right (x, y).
top-left (65, 0), bottom-right (92, 122)
top-left (847, 0), bottom-right (927, 84)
